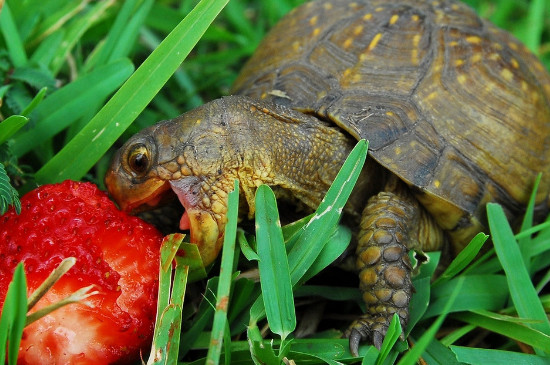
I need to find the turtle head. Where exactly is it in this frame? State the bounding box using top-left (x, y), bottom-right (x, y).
top-left (105, 97), bottom-right (248, 267)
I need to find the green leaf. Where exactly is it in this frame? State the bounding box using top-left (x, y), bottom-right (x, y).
top-left (36, 0), bottom-right (231, 183)
top-left (432, 232), bottom-right (488, 285)
top-left (398, 277), bottom-right (463, 365)
top-left (453, 310), bottom-right (550, 351)
top-left (376, 314), bottom-right (402, 365)
top-left (255, 184), bottom-right (296, 341)
top-left (13, 59), bottom-right (134, 158)
top-left (426, 275), bottom-right (508, 318)
top-left (487, 203), bottom-right (550, 352)
top-left (0, 263), bottom-right (27, 365)
top-left (0, 116), bottom-right (29, 145)
top-left (20, 87), bottom-right (48, 117)
top-left (207, 180), bottom-right (240, 364)
top-left (0, 163), bottom-right (21, 215)
top-left (451, 345), bottom-right (550, 365)
top-left (0, 3), bottom-right (28, 67)
top-left (148, 233), bottom-right (189, 365)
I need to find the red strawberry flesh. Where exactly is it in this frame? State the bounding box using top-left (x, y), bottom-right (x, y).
top-left (0, 180), bottom-right (163, 365)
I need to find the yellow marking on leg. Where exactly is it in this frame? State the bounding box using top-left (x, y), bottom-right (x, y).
top-left (389, 14), bottom-right (399, 25)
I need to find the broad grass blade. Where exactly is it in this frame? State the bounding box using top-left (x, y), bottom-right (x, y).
top-left (207, 180), bottom-right (240, 363)
top-left (487, 203), bottom-right (550, 353)
top-left (255, 184), bottom-right (296, 341)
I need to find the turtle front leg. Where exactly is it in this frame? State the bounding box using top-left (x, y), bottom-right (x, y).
top-left (348, 180), bottom-right (444, 355)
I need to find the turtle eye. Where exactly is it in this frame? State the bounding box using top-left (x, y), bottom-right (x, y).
top-left (127, 144), bottom-right (151, 175)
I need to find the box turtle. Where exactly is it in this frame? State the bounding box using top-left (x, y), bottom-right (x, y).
top-left (105, 0), bottom-right (550, 355)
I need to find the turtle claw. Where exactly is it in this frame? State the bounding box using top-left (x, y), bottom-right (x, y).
top-left (346, 316), bottom-right (388, 356)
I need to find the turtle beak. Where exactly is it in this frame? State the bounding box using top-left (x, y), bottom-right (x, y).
top-left (105, 166), bottom-right (173, 213)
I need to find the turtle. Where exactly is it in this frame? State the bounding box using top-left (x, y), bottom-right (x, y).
top-left (104, 0), bottom-right (550, 355)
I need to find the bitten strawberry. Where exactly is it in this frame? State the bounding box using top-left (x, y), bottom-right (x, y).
top-left (0, 180), bottom-right (163, 365)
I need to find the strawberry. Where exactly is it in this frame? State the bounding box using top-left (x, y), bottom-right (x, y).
top-left (0, 180), bottom-right (163, 365)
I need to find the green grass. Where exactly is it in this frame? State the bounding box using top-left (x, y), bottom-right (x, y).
top-left (1, 0), bottom-right (550, 364)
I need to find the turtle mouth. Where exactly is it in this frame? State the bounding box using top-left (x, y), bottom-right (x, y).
top-left (169, 179), bottom-right (224, 267)
top-left (121, 181), bottom-right (175, 214)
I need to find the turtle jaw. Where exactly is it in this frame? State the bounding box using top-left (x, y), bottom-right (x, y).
top-left (105, 169), bottom-right (173, 213)
top-left (169, 178), bottom-right (227, 267)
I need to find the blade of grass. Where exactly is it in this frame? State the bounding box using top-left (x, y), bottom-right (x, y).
top-left (49, 0), bottom-right (116, 74)
top-left (487, 203), bottom-right (550, 354)
top-left (36, 0), bottom-right (231, 184)
top-left (432, 232), bottom-right (488, 286)
top-left (398, 277), bottom-right (463, 365)
top-left (0, 116), bottom-right (29, 145)
top-left (148, 233), bottom-right (189, 365)
top-left (13, 59), bottom-right (134, 158)
top-left (84, 0), bottom-right (145, 70)
top-left (376, 314), bottom-right (402, 365)
top-left (425, 275), bottom-right (508, 318)
top-left (207, 180), bottom-right (239, 364)
top-left (0, 263), bottom-right (27, 365)
top-left (287, 139), bottom-right (368, 284)
top-left (451, 345), bottom-right (550, 365)
top-left (255, 184), bottom-right (296, 342)
top-left (453, 310), bottom-right (550, 351)
top-left (0, 3), bottom-right (28, 67)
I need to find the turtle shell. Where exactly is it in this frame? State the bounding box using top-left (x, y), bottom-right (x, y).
top-left (232, 0), bottom-right (550, 249)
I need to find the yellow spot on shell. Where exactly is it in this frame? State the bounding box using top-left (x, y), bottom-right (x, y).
top-left (395, 147), bottom-right (402, 155)
top-left (510, 58), bottom-right (519, 69)
top-left (454, 59), bottom-right (464, 67)
top-left (412, 15), bottom-right (419, 22)
top-left (292, 41), bottom-right (301, 51)
top-left (367, 33), bottom-right (383, 51)
top-left (386, 111), bottom-right (395, 117)
top-left (535, 62), bottom-right (544, 72)
top-left (471, 53), bottom-right (482, 63)
top-left (196, 119), bottom-right (201, 125)
top-left (466, 36), bottom-right (482, 44)
top-left (323, 2), bottom-right (332, 10)
top-left (434, 180), bottom-right (441, 188)
top-left (343, 38), bottom-right (354, 48)
top-left (426, 91), bottom-right (438, 101)
top-left (493, 42), bottom-right (503, 51)
top-left (508, 42), bottom-right (518, 50)
top-left (354, 25), bottom-right (364, 35)
top-left (457, 74), bottom-right (467, 84)
top-left (413, 34), bottom-right (421, 46)
top-left (342, 68), bottom-right (352, 78)
top-left (488, 53), bottom-right (500, 61)
top-left (312, 27), bottom-right (321, 37)
top-left (531, 91), bottom-right (540, 103)
top-left (521, 80), bottom-right (529, 92)
top-left (501, 68), bottom-right (513, 82)
top-left (349, 2), bottom-right (358, 8)
top-left (260, 92), bottom-right (267, 99)
top-left (363, 13), bottom-right (373, 20)
top-left (451, 4), bottom-right (460, 10)
top-left (389, 14), bottom-right (399, 25)
top-left (309, 15), bottom-right (318, 26)
top-left (375, 7), bottom-right (384, 12)
top-left (448, 41), bottom-right (459, 47)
